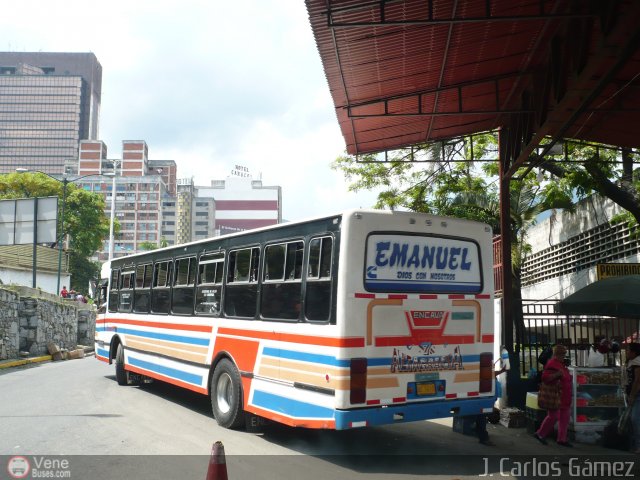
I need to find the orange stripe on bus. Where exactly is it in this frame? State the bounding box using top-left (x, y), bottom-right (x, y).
top-left (104, 317), bottom-right (212, 332)
top-left (213, 336), bottom-right (260, 377)
top-left (96, 354), bottom-right (110, 364)
top-left (375, 335), bottom-right (477, 346)
top-left (218, 327), bottom-right (365, 348)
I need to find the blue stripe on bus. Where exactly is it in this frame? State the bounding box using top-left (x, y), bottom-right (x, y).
top-left (128, 357), bottom-right (203, 385)
top-left (253, 390), bottom-right (334, 418)
top-left (367, 357), bottom-right (393, 366)
top-left (369, 354), bottom-right (481, 365)
top-left (364, 281), bottom-right (480, 292)
top-left (262, 347), bottom-right (351, 367)
top-left (365, 279), bottom-right (481, 286)
top-left (114, 327), bottom-right (210, 346)
top-left (334, 396), bottom-right (495, 430)
top-left (262, 349), bottom-right (484, 367)
top-left (97, 348), bottom-right (110, 358)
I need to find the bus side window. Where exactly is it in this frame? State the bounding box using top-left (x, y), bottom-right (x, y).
top-left (98, 278), bottom-right (108, 313)
top-left (305, 236), bottom-right (333, 322)
top-left (119, 270), bottom-right (134, 312)
top-left (261, 241), bottom-right (303, 321)
top-left (172, 256), bottom-right (196, 315)
top-left (108, 269), bottom-right (120, 312)
top-left (133, 263), bottom-right (151, 313)
top-left (225, 247), bottom-right (259, 318)
top-left (151, 261), bottom-right (171, 314)
top-left (196, 253), bottom-right (224, 316)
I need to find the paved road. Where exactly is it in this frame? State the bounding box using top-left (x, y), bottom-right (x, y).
top-left (1, 358), bottom-right (637, 479)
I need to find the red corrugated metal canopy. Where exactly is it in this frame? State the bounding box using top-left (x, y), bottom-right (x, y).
top-left (306, 0), bottom-right (640, 174)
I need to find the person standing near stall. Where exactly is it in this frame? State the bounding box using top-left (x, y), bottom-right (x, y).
top-left (533, 344), bottom-right (573, 447)
top-left (625, 343), bottom-right (640, 454)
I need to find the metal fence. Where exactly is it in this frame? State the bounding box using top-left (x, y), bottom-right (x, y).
top-left (519, 301), bottom-right (640, 376)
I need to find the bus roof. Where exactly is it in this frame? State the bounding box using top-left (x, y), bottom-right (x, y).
top-left (103, 208), bottom-right (492, 267)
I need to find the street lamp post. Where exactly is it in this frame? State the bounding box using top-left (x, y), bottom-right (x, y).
top-left (16, 168), bottom-right (100, 295)
top-left (104, 159), bottom-right (121, 262)
top-left (57, 178), bottom-right (68, 295)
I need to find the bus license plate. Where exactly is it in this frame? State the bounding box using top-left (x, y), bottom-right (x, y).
top-left (417, 382), bottom-right (436, 396)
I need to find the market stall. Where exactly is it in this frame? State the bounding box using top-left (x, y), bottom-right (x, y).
top-left (555, 274), bottom-right (640, 444)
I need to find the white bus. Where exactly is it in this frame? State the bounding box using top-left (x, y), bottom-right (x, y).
top-left (95, 209), bottom-right (496, 429)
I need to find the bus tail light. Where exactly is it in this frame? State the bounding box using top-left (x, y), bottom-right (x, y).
top-left (479, 352), bottom-right (493, 393)
top-left (350, 358), bottom-right (367, 404)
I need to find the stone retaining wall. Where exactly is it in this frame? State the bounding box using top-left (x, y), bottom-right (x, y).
top-left (0, 286), bottom-right (96, 360)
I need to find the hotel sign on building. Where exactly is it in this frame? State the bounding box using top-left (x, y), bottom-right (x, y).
top-left (596, 263), bottom-right (640, 280)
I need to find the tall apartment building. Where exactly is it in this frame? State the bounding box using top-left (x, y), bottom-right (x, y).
top-left (77, 140), bottom-right (175, 261)
top-left (161, 179), bottom-right (216, 245)
top-left (0, 52), bottom-right (102, 174)
top-left (176, 179), bottom-right (194, 245)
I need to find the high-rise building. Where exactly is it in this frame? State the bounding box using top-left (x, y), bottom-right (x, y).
top-left (78, 140), bottom-right (175, 261)
top-left (0, 52), bottom-right (102, 174)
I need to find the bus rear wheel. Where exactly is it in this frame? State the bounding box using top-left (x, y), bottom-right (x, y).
top-left (211, 359), bottom-right (245, 429)
top-left (115, 343), bottom-right (127, 386)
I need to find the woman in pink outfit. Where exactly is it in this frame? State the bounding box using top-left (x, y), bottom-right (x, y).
top-left (533, 344), bottom-right (573, 447)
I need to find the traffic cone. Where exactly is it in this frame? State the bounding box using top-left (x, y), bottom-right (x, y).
top-left (205, 441), bottom-right (228, 480)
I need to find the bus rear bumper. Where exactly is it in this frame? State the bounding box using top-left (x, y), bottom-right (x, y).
top-left (334, 397), bottom-right (495, 430)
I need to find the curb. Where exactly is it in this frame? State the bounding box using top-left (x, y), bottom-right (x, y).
top-left (0, 355), bottom-right (52, 369)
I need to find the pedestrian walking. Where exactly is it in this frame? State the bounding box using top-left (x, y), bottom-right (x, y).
top-left (533, 345), bottom-right (573, 447)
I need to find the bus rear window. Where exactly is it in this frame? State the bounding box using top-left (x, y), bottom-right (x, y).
top-left (364, 233), bottom-right (482, 294)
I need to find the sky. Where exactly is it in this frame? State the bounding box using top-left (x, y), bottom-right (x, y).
top-left (2, 0), bottom-right (380, 222)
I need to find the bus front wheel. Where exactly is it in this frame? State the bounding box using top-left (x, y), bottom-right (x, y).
top-left (211, 359), bottom-right (245, 429)
top-left (115, 344), bottom-right (127, 386)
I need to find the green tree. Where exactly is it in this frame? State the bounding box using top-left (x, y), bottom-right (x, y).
top-left (334, 134), bottom-right (639, 359)
top-left (0, 172), bottom-right (112, 292)
top-left (139, 237), bottom-right (169, 251)
top-left (68, 252), bottom-right (101, 295)
top-left (138, 241), bottom-right (159, 251)
top-left (538, 143), bottom-right (640, 226)
top-left (333, 133), bottom-right (575, 351)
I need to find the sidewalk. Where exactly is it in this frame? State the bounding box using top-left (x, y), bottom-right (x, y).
top-left (430, 416), bottom-right (633, 457)
top-left (0, 354), bottom-right (52, 369)
top-left (0, 345), bottom-right (95, 370)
